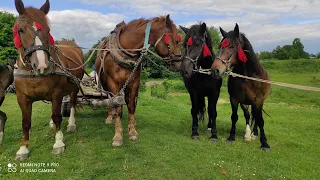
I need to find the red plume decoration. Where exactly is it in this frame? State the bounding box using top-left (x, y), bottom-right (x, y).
top-left (164, 33), bottom-right (170, 44)
top-left (49, 33), bottom-right (55, 45)
top-left (238, 46), bottom-right (247, 62)
top-left (177, 35), bottom-right (182, 43)
top-left (34, 22), bottom-right (43, 30)
top-left (186, 37), bottom-right (192, 46)
top-left (13, 24), bottom-right (22, 49)
top-left (221, 39), bottom-right (229, 48)
top-left (203, 44), bottom-right (211, 57)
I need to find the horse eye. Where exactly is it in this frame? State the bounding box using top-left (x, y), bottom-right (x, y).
top-left (18, 28), bottom-right (24, 34)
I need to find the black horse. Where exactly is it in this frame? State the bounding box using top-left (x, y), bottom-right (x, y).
top-left (211, 24), bottom-right (271, 150)
top-left (0, 62), bottom-right (14, 145)
top-left (180, 23), bottom-right (222, 141)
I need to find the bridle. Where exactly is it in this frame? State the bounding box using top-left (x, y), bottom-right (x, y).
top-left (216, 38), bottom-right (246, 72)
top-left (183, 35), bottom-right (206, 71)
top-left (154, 30), bottom-right (182, 66)
top-left (14, 18), bottom-right (51, 65)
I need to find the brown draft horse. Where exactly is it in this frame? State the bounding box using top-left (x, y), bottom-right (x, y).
top-left (0, 63), bottom-right (14, 145)
top-left (14, 0), bottom-right (84, 160)
top-left (96, 15), bottom-right (182, 146)
top-left (211, 24), bottom-right (271, 150)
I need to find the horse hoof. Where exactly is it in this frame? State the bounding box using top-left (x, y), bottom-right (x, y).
top-left (112, 140), bottom-right (123, 147)
top-left (226, 137), bottom-right (236, 143)
top-left (15, 153), bottom-right (29, 161)
top-left (66, 125), bottom-right (76, 132)
top-left (191, 135), bottom-right (200, 140)
top-left (261, 144), bottom-right (270, 151)
top-left (209, 138), bottom-right (218, 143)
top-left (52, 146), bottom-right (65, 155)
top-left (129, 135), bottom-right (138, 141)
top-left (207, 128), bottom-right (212, 133)
top-left (251, 134), bottom-right (258, 140)
top-left (244, 135), bottom-right (251, 142)
top-left (105, 118), bottom-right (113, 125)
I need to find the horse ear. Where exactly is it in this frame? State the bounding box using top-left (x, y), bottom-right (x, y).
top-left (40, 0), bottom-right (50, 14)
top-left (200, 22), bottom-right (206, 35)
top-left (15, 0), bottom-right (25, 15)
top-left (219, 27), bottom-right (227, 38)
top-left (234, 23), bottom-right (239, 38)
top-left (165, 14), bottom-right (173, 32)
top-left (179, 26), bottom-right (189, 34)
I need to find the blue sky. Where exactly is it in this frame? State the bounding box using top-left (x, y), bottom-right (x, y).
top-left (1, 0), bottom-right (320, 54)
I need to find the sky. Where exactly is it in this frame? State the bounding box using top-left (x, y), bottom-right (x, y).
top-left (1, 0), bottom-right (320, 54)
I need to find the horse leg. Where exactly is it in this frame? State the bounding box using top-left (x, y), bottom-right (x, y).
top-left (67, 92), bottom-right (77, 132)
top-left (240, 104), bottom-right (251, 141)
top-left (112, 105), bottom-right (123, 146)
top-left (252, 105), bottom-right (270, 150)
top-left (227, 98), bottom-right (239, 142)
top-left (16, 97), bottom-right (32, 161)
top-left (208, 94), bottom-right (218, 142)
top-left (126, 80), bottom-right (139, 141)
top-left (0, 110), bottom-right (7, 145)
top-left (190, 93), bottom-right (200, 140)
top-left (105, 107), bottom-right (114, 125)
top-left (51, 96), bottom-right (65, 155)
top-left (251, 119), bottom-right (258, 140)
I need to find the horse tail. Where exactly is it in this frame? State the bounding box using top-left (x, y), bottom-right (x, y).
top-left (198, 96), bottom-right (206, 122)
top-left (262, 108), bottom-right (271, 118)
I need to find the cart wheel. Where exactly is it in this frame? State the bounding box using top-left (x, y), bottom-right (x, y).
top-left (61, 101), bottom-right (70, 117)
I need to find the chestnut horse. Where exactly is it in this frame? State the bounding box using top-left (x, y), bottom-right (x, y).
top-left (211, 24), bottom-right (271, 150)
top-left (96, 15), bottom-right (182, 146)
top-left (14, 0), bottom-right (84, 160)
top-left (179, 23), bottom-right (222, 141)
top-left (0, 63), bottom-right (14, 145)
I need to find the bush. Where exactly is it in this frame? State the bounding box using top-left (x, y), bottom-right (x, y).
top-left (139, 69), bottom-right (149, 92)
top-left (151, 84), bottom-right (168, 99)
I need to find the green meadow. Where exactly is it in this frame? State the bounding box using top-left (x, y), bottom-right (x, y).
top-left (0, 59), bottom-right (319, 179)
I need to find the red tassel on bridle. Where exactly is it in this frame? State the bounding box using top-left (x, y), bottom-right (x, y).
top-left (237, 46), bottom-right (247, 62)
top-left (34, 22), bottom-right (43, 31)
top-left (164, 33), bottom-right (170, 44)
top-left (203, 44), bottom-right (211, 57)
top-left (221, 39), bottom-right (229, 48)
top-left (186, 37), bottom-right (192, 46)
top-left (177, 35), bottom-right (182, 43)
top-left (13, 24), bottom-right (22, 49)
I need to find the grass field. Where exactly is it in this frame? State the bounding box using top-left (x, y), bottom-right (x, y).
top-left (0, 60), bottom-right (320, 179)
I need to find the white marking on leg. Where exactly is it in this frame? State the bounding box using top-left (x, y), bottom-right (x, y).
top-left (49, 119), bottom-right (55, 128)
top-left (244, 124), bottom-right (252, 141)
top-left (32, 24), bottom-right (47, 74)
top-left (16, 145), bottom-right (29, 155)
top-left (68, 107), bottom-right (76, 126)
top-left (53, 131), bottom-right (65, 148)
top-left (0, 132), bottom-right (3, 145)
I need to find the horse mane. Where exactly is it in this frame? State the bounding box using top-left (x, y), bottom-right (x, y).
top-left (20, 7), bottom-right (49, 28)
top-left (122, 16), bottom-right (168, 32)
top-left (183, 22), bottom-right (214, 58)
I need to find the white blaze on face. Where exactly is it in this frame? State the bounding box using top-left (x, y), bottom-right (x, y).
top-left (32, 22), bottom-right (47, 74)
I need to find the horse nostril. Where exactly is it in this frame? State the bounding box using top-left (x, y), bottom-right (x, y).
top-left (214, 69), bottom-right (219, 76)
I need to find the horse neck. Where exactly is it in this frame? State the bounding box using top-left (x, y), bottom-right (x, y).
top-left (234, 57), bottom-right (263, 77)
top-left (119, 21), bottom-right (165, 51)
top-left (119, 23), bottom-right (150, 51)
top-left (198, 56), bottom-right (213, 69)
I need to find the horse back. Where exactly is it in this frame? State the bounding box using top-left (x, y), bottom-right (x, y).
top-left (52, 40), bottom-right (84, 78)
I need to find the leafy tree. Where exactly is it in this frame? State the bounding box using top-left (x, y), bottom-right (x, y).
top-left (208, 26), bottom-right (221, 52)
top-left (258, 51), bottom-right (273, 60)
top-left (0, 12), bottom-right (18, 66)
top-left (272, 46), bottom-right (289, 60)
top-left (317, 52), bottom-right (320, 58)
